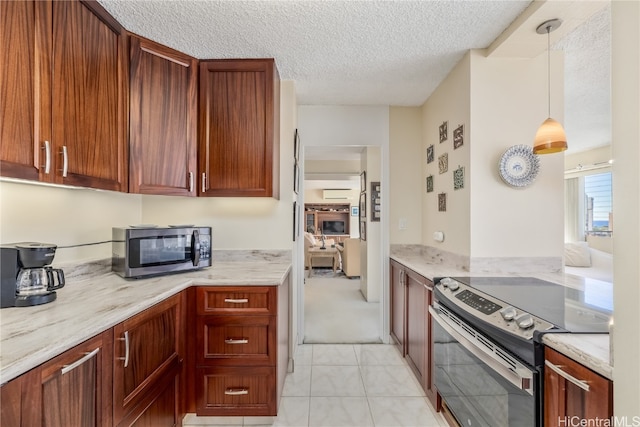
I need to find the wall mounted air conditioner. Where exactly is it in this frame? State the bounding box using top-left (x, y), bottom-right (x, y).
top-left (322, 189), bottom-right (353, 200)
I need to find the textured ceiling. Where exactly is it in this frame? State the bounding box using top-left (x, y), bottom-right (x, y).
top-left (98, 0), bottom-right (610, 154)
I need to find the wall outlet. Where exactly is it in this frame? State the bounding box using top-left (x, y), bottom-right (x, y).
top-left (399, 218), bottom-right (407, 230)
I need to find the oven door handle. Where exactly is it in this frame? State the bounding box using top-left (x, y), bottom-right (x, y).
top-left (429, 304), bottom-right (534, 395)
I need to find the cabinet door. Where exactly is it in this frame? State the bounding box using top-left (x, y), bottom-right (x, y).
top-left (0, 0), bottom-right (45, 181)
top-left (423, 281), bottom-right (438, 409)
top-left (15, 331), bottom-right (114, 427)
top-left (0, 375), bottom-right (23, 426)
top-left (116, 374), bottom-right (178, 427)
top-left (50, 0), bottom-right (128, 191)
top-left (405, 270), bottom-right (426, 384)
top-left (113, 294), bottom-right (183, 424)
top-left (389, 260), bottom-right (406, 354)
top-left (199, 59), bottom-right (280, 198)
top-left (544, 347), bottom-right (613, 424)
top-left (129, 35), bottom-right (197, 196)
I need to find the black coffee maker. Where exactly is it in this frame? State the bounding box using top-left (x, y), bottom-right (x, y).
top-left (1, 243), bottom-right (65, 308)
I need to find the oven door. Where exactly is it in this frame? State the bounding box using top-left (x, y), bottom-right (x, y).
top-left (430, 303), bottom-right (537, 427)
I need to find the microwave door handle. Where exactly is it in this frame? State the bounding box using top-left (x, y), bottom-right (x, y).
top-left (191, 229), bottom-right (201, 266)
top-left (429, 305), bottom-right (534, 394)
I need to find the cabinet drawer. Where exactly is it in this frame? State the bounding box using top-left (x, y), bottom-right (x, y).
top-left (196, 366), bottom-right (276, 416)
top-left (196, 287), bottom-right (275, 315)
top-left (196, 316), bottom-right (275, 366)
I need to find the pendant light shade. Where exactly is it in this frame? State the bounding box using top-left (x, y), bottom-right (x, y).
top-left (533, 18), bottom-right (567, 155)
top-left (534, 118), bottom-right (568, 154)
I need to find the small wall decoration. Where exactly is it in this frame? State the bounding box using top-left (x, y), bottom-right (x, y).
top-left (426, 175), bottom-right (434, 193)
top-left (438, 153), bottom-right (448, 174)
top-left (292, 201), bottom-right (298, 241)
top-left (453, 166), bottom-right (465, 190)
top-left (360, 219), bottom-right (367, 241)
top-left (371, 182), bottom-right (381, 222)
top-left (438, 193), bottom-right (447, 212)
top-left (351, 206), bottom-right (359, 217)
top-left (360, 171), bottom-right (367, 194)
top-left (359, 192), bottom-right (366, 219)
top-left (293, 163), bottom-right (300, 194)
top-left (439, 121), bottom-right (448, 143)
top-left (294, 129), bottom-right (300, 162)
top-left (427, 145), bottom-right (434, 163)
top-left (453, 124), bottom-right (464, 149)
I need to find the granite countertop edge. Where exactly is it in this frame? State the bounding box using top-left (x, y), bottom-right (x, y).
top-left (0, 259), bottom-right (291, 385)
top-left (389, 252), bottom-right (614, 382)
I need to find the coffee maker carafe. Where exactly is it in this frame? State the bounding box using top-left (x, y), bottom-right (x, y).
top-left (1, 243), bottom-right (65, 308)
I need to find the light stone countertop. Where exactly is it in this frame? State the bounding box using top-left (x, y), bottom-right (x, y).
top-left (390, 245), bottom-right (614, 381)
top-left (541, 333), bottom-right (612, 380)
top-left (0, 251), bottom-right (291, 385)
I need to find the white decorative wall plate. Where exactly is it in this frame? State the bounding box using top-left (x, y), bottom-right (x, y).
top-left (498, 145), bottom-right (540, 187)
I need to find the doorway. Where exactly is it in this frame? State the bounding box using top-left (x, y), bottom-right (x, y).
top-left (297, 145), bottom-right (384, 344)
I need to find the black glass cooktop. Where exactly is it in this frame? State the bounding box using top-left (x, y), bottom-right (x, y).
top-left (451, 277), bottom-right (613, 333)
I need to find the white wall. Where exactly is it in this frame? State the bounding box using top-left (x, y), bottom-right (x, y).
top-left (389, 107), bottom-right (423, 244)
top-left (469, 50), bottom-right (564, 258)
top-left (360, 146), bottom-right (382, 302)
top-left (611, 0), bottom-right (640, 416)
top-left (421, 53), bottom-right (471, 255)
top-left (0, 181), bottom-right (142, 264)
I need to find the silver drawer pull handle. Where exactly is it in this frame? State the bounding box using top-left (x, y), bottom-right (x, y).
top-left (42, 141), bottom-right (51, 174)
top-left (225, 388), bottom-right (249, 396)
top-left (225, 338), bottom-right (249, 344)
top-left (545, 360), bottom-right (590, 391)
top-left (61, 348), bottom-right (100, 375)
top-left (189, 171), bottom-right (194, 192)
top-left (201, 172), bottom-right (206, 193)
top-left (61, 146), bottom-right (68, 177)
top-left (117, 331), bottom-right (130, 368)
top-left (224, 298), bottom-right (249, 304)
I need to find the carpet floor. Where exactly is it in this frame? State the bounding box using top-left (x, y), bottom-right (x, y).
top-left (303, 271), bottom-right (380, 344)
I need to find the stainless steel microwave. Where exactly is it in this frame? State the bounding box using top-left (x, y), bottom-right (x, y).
top-left (112, 226), bottom-right (211, 279)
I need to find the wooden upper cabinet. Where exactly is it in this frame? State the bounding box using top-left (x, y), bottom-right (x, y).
top-left (199, 59), bottom-right (280, 198)
top-left (0, 0), bottom-right (41, 180)
top-left (129, 34), bottom-right (197, 196)
top-left (0, 0), bottom-right (128, 191)
top-left (50, 0), bottom-right (128, 191)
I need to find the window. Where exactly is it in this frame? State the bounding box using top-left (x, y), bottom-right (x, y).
top-left (584, 172), bottom-right (612, 236)
top-left (565, 170), bottom-right (613, 242)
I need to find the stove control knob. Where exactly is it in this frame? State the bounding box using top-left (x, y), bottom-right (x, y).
top-left (448, 281), bottom-right (460, 291)
top-left (515, 313), bottom-right (535, 329)
top-left (499, 306), bottom-right (517, 321)
top-left (440, 278), bottom-right (452, 287)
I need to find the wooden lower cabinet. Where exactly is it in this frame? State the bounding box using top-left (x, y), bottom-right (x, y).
top-left (113, 293), bottom-right (184, 426)
top-left (0, 331), bottom-right (113, 427)
top-left (190, 282), bottom-right (289, 417)
top-left (544, 347), bottom-right (613, 425)
top-left (389, 259), bottom-right (438, 409)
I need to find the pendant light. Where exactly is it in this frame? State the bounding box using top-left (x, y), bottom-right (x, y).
top-left (533, 18), bottom-right (568, 154)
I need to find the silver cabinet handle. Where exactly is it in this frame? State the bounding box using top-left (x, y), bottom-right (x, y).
top-left (189, 172), bottom-right (194, 193)
top-left (42, 141), bottom-right (51, 174)
top-left (61, 348), bottom-right (100, 375)
top-left (61, 146), bottom-right (68, 177)
top-left (225, 338), bottom-right (249, 344)
top-left (224, 298), bottom-right (249, 304)
top-left (201, 172), bottom-right (206, 193)
top-left (544, 360), bottom-right (590, 391)
top-left (118, 331), bottom-right (130, 368)
top-left (225, 388), bottom-right (249, 396)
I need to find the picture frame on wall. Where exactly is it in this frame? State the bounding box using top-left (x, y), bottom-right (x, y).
top-left (293, 163), bottom-right (300, 194)
top-left (351, 206), bottom-right (359, 217)
top-left (359, 192), bottom-right (366, 219)
top-left (294, 129), bottom-right (300, 163)
top-left (360, 219), bottom-right (367, 241)
top-left (360, 171), bottom-right (366, 193)
top-left (292, 201), bottom-right (297, 241)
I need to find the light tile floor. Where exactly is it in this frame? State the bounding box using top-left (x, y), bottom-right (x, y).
top-left (183, 344), bottom-right (448, 427)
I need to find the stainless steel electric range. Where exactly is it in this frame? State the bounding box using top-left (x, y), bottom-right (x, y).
top-left (430, 276), bottom-right (612, 427)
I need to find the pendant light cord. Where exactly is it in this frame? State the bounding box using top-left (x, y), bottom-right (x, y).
top-left (547, 25), bottom-right (551, 118)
